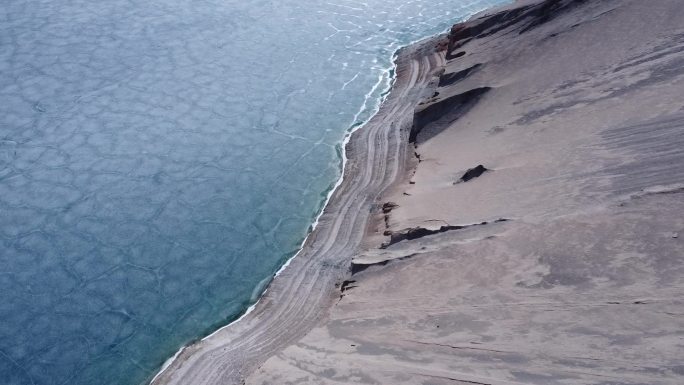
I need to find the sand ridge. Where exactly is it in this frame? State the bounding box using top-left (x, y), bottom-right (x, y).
top-left (150, 34), bottom-right (448, 385)
top-left (248, 0), bottom-right (684, 384)
top-left (153, 0), bottom-right (684, 383)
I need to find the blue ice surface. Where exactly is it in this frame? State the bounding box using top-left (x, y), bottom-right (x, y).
top-left (0, 0), bottom-right (506, 384)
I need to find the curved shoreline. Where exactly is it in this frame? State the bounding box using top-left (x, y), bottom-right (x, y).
top-left (149, 42), bottom-right (399, 385)
top-left (149, 39), bottom-right (399, 385)
top-left (150, 34), bottom-right (447, 385)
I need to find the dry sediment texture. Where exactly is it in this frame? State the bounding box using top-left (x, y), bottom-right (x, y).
top-left (150, 37), bottom-right (447, 385)
top-left (252, 194), bottom-right (684, 385)
top-left (249, 0), bottom-right (684, 384)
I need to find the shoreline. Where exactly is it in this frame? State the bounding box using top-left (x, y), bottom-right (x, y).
top-left (150, 33), bottom-right (402, 385)
top-left (150, 26), bottom-right (450, 385)
top-left (149, 35), bottom-right (410, 385)
top-left (248, 0), bottom-right (684, 383)
top-left (148, 2), bottom-right (510, 379)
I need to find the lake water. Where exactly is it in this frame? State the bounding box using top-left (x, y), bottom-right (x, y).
top-left (0, 0), bottom-right (506, 384)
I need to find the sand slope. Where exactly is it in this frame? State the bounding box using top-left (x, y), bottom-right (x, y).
top-left (248, 0), bottom-right (684, 384)
top-left (151, 35), bottom-right (447, 385)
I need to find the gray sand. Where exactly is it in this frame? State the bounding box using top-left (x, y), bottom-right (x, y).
top-left (248, 0), bottom-right (684, 384)
top-left (151, 33), bottom-right (447, 385)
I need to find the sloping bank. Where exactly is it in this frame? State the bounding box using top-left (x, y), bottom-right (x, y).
top-left (150, 26), bottom-right (448, 385)
top-left (248, 0), bottom-right (684, 384)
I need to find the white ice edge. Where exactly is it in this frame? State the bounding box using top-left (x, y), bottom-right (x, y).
top-left (149, 54), bottom-right (396, 385)
top-left (198, 53), bottom-right (395, 341)
top-left (149, 347), bottom-right (185, 384)
top-left (149, 9), bottom-right (494, 382)
top-left (149, 53), bottom-right (396, 385)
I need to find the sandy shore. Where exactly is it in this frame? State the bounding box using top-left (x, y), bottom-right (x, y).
top-left (151, 33), bottom-right (447, 385)
top-left (154, 0), bottom-right (684, 384)
top-left (248, 0), bottom-right (684, 384)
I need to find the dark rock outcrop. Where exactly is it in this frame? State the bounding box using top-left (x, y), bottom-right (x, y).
top-left (459, 165), bottom-right (489, 182)
top-left (410, 87), bottom-right (491, 143)
top-left (340, 280), bottom-right (357, 292)
top-left (382, 218), bottom-right (509, 248)
top-left (438, 63), bottom-right (483, 87)
top-left (446, 0), bottom-right (589, 58)
top-left (382, 202), bottom-right (399, 213)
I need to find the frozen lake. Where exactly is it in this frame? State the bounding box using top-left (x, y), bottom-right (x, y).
top-left (0, 0), bottom-right (505, 383)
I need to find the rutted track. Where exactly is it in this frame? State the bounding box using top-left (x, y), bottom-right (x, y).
top-left (151, 37), bottom-right (446, 385)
